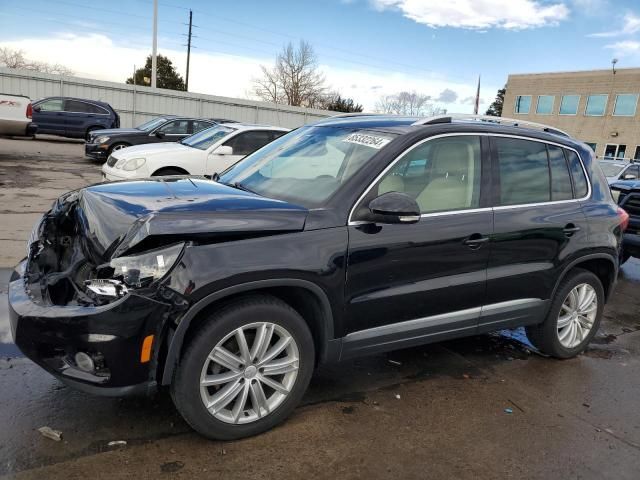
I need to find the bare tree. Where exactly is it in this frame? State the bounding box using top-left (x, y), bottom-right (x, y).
top-left (253, 41), bottom-right (326, 108)
top-left (0, 47), bottom-right (74, 75)
top-left (375, 91), bottom-right (445, 116)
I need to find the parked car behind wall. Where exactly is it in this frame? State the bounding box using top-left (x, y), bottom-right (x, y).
top-left (32, 97), bottom-right (119, 140)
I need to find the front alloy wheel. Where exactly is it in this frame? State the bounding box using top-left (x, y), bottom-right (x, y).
top-left (172, 295), bottom-right (315, 440)
top-left (200, 322), bottom-right (299, 424)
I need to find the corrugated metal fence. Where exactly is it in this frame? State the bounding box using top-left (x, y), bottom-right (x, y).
top-left (0, 67), bottom-right (332, 128)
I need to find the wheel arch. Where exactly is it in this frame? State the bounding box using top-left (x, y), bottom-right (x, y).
top-left (152, 166), bottom-right (190, 176)
top-left (160, 279), bottom-right (337, 385)
top-left (552, 253), bottom-right (618, 303)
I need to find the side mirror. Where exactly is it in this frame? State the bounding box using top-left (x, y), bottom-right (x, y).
top-left (155, 131), bottom-right (166, 139)
top-left (33, 105), bottom-right (41, 112)
top-left (212, 145), bottom-right (233, 156)
top-left (623, 173), bottom-right (637, 180)
top-left (367, 192), bottom-right (421, 224)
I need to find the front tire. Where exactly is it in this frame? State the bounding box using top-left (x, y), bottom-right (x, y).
top-left (526, 269), bottom-right (604, 358)
top-left (171, 295), bottom-right (315, 440)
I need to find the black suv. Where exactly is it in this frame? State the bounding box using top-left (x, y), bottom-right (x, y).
top-left (8, 115), bottom-right (625, 440)
top-left (610, 179), bottom-right (639, 263)
top-left (85, 116), bottom-right (235, 161)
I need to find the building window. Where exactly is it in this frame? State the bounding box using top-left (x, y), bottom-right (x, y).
top-left (604, 144), bottom-right (627, 160)
top-left (585, 142), bottom-right (597, 152)
top-left (634, 146), bottom-right (640, 160)
top-left (559, 95), bottom-right (580, 115)
top-left (585, 94), bottom-right (608, 116)
top-left (536, 95), bottom-right (554, 115)
top-left (514, 95), bottom-right (531, 114)
top-left (613, 94), bottom-right (639, 116)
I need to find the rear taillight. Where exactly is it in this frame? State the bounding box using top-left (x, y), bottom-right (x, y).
top-left (26, 102), bottom-right (33, 119)
top-left (618, 207), bottom-right (629, 231)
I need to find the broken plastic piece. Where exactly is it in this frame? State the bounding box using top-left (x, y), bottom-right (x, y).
top-left (85, 279), bottom-right (128, 298)
top-left (38, 426), bottom-right (62, 441)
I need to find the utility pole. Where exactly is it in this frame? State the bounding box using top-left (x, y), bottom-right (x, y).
top-left (151, 0), bottom-right (158, 88)
top-left (185, 9), bottom-right (193, 91)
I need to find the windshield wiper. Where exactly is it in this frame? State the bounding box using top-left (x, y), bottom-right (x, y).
top-left (218, 180), bottom-right (257, 194)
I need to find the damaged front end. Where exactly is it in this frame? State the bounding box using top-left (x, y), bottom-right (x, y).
top-left (25, 190), bottom-right (185, 307)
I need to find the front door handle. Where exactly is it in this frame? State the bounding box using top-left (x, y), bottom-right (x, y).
top-left (463, 233), bottom-right (489, 250)
top-left (563, 224), bottom-right (581, 237)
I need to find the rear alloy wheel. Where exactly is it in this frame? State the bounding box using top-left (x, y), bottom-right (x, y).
top-left (172, 295), bottom-right (315, 440)
top-left (526, 269), bottom-right (604, 358)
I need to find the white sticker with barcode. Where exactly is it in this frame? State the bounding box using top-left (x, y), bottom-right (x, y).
top-left (343, 133), bottom-right (392, 149)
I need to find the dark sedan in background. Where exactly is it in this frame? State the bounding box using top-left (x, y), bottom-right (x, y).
top-left (85, 116), bottom-right (235, 160)
top-left (32, 97), bottom-right (119, 140)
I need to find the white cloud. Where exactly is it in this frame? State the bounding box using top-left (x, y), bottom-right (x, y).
top-left (604, 40), bottom-right (640, 56)
top-left (590, 12), bottom-right (640, 37)
top-left (571, 0), bottom-right (608, 15)
top-left (370, 0), bottom-right (570, 30)
top-left (435, 88), bottom-right (458, 103)
top-left (0, 32), bottom-right (497, 112)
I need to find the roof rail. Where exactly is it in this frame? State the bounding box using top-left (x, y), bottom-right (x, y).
top-left (329, 113), bottom-right (383, 119)
top-left (412, 114), bottom-right (570, 137)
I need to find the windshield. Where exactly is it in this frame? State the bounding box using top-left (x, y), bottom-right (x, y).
top-left (137, 117), bottom-right (169, 132)
top-left (219, 126), bottom-right (398, 207)
top-left (600, 162), bottom-right (626, 177)
top-left (181, 125), bottom-right (236, 150)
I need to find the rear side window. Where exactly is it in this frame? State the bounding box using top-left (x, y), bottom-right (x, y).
top-left (64, 100), bottom-right (108, 114)
top-left (566, 151), bottom-right (588, 198)
top-left (225, 131), bottom-right (273, 156)
top-left (548, 145), bottom-right (573, 201)
top-left (496, 138), bottom-right (550, 205)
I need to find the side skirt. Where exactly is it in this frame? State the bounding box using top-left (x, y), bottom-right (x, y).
top-left (339, 299), bottom-right (547, 361)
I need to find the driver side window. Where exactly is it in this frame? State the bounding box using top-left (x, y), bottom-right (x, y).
top-left (374, 136), bottom-right (482, 214)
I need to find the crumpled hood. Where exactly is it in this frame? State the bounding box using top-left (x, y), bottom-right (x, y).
top-left (65, 177), bottom-right (308, 262)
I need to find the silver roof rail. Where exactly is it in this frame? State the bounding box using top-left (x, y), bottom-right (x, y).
top-left (412, 114), bottom-right (570, 137)
top-left (329, 113), bottom-right (383, 118)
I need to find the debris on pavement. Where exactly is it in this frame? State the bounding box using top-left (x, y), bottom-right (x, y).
top-left (504, 408), bottom-right (513, 414)
top-left (108, 441), bottom-right (127, 448)
top-left (37, 426), bottom-right (62, 441)
top-left (388, 359), bottom-right (402, 366)
top-left (395, 394), bottom-right (401, 400)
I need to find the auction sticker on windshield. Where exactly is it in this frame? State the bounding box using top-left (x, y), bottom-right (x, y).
top-left (343, 132), bottom-right (392, 149)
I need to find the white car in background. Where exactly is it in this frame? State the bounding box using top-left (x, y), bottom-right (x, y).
top-left (102, 123), bottom-right (289, 180)
top-left (0, 93), bottom-right (37, 137)
top-left (599, 159), bottom-right (640, 184)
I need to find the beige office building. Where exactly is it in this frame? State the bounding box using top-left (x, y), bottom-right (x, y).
top-left (503, 68), bottom-right (640, 161)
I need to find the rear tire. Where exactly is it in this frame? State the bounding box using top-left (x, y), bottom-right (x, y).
top-left (85, 126), bottom-right (101, 141)
top-left (526, 268), bottom-right (604, 358)
top-left (171, 295), bottom-right (315, 440)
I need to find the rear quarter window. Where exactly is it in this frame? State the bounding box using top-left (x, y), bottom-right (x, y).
top-left (566, 150), bottom-right (589, 198)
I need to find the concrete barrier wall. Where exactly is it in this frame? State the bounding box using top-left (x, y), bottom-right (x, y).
top-left (0, 67), bottom-right (332, 128)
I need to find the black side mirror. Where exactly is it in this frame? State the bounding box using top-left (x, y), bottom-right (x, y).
top-left (33, 105), bottom-right (41, 112)
top-left (155, 131), bottom-right (165, 139)
top-left (367, 192), bottom-right (421, 224)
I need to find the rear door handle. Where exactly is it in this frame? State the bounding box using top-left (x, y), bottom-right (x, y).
top-left (463, 233), bottom-right (490, 249)
top-left (563, 224), bottom-right (581, 237)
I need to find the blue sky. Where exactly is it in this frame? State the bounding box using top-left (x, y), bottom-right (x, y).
top-left (2, 0), bottom-right (640, 110)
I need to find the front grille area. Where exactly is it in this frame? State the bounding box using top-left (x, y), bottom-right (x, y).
top-left (622, 193), bottom-right (640, 217)
top-left (106, 155), bottom-right (117, 167)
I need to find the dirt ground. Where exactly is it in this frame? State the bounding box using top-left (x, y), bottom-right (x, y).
top-left (1, 136), bottom-right (640, 479)
top-left (0, 135), bottom-right (102, 268)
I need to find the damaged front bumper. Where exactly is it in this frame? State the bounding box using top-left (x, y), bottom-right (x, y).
top-left (8, 260), bottom-right (179, 396)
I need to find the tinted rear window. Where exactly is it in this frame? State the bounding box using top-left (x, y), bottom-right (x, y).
top-left (496, 137), bottom-right (550, 205)
top-left (548, 145), bottom-right (573, 201)
top-left (567, 150), bottom-right (588, 197)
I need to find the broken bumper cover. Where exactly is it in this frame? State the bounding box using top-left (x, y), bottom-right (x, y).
top-left (8, 261), bottom-right (171, 396)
